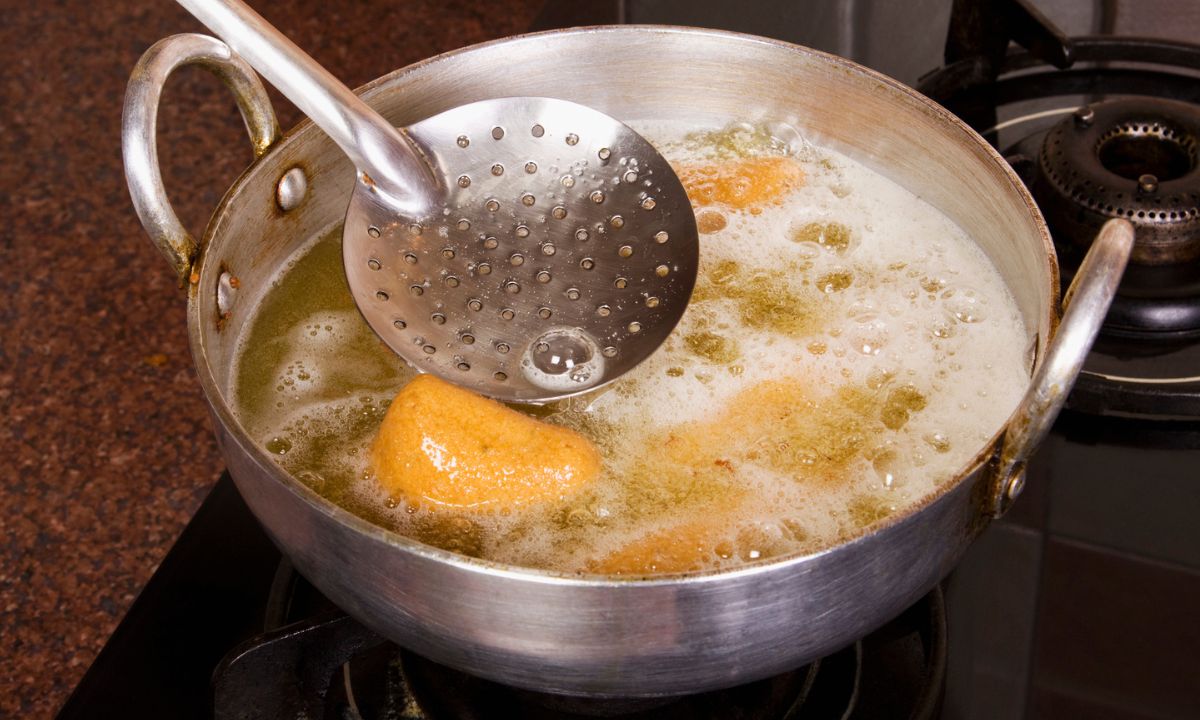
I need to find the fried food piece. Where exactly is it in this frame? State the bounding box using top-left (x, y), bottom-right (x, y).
top-left (629, 378), bottom-right (893, 497)
top-left (588, 515), bottom-right (782, 575)
top-left (370, 375), bottom-right (601, 511)
top-left (589, 379), bottom-right (864, 575)
top-left (678, 156), bottom-right (805, 211)
top-left (588, 519), bottom-right (728, 575)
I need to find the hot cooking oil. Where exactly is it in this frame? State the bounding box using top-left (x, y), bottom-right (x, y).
top-left (228, 119), bottom-right (1031, 576)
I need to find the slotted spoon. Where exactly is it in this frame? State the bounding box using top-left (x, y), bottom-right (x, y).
top-left (178, 0), bottom-right (699, 403)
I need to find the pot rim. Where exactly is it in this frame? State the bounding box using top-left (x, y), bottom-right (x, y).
top-left (189, 24), bottom-right (1057, 588)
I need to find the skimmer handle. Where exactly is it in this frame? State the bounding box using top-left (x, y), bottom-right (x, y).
top-left (176, 0), bottom-right (439, 215)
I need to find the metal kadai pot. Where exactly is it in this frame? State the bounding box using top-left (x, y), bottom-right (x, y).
top-left (122, 26), bottom-right (1133, 697)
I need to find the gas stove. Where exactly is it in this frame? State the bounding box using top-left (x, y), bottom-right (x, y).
top-left (60, 1), bottom-right (1200, 718)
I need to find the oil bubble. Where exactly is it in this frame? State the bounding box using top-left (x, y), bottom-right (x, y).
top-left (519, 327), bottom-right (606, 392)
top-left (947, 294), bottom-right (986, 323)
top-left (923, 432), bottom-right (952, 453)
top-left (852, 325), bottom-right (888, 355)
top-left (870, 444), bottom-right (900, 488)
top-left (930, 319), bottom-right (955, 339)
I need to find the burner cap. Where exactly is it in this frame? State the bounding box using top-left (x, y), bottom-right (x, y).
top-left (1035, 98), bottom-right (1200, 265)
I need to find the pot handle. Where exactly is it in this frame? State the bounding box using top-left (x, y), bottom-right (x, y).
top-left (989, 218), bottom-right (1134, 517)
top-left (122, 33), bottom-right (281, 283)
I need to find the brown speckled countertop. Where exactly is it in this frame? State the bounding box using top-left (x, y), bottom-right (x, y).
top-left (0, 1), bottom-right (543, 715)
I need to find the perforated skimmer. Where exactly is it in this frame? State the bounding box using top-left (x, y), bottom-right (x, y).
top-left (179, 0), bottom-right (699, 403)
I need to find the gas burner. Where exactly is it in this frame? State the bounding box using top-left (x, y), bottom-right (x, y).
top-left (1001, 101), bottom-right (1200, 340)
top-left (1023, 98), bottom-right (1200, 339)
top-left (922, 35), bottom-right (1200, 341)
top-left (1034, 98), bottom-right (1200, 266)
top-left (918, 8), bottom-right (1200, 417)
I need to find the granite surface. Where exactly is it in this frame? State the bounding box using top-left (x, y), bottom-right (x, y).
top-left (0, 1), bottom-right (543, 716)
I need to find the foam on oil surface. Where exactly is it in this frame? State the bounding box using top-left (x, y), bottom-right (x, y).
top-left (231, 122), bottom-right (1030, 576)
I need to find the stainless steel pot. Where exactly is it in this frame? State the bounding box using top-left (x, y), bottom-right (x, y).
top-left (122, 26), bottom-right (1132, 697)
